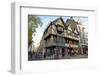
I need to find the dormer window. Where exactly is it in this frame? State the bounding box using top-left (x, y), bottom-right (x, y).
top-left (56, 24), bottom-right (64, 34)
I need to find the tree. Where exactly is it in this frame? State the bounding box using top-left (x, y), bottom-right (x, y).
top-left (28, 15), bottom-right (42, 49)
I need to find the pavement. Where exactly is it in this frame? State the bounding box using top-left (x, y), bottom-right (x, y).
top-left (67, 54), bottom-right (88, 59)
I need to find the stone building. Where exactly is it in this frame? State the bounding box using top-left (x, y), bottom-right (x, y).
top-left (79, 28), bottom-right (88, 54)
top-left (38, 17), bottom-right (88, 59)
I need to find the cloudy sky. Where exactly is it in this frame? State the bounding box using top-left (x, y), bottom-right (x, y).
top-left (30, 15), bottom-right (88, 47)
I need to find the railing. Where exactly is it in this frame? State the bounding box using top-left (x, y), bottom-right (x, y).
top-left (65, 44), bottom-right (79, 48)
top-left (64, 33), bottom-right (79, 40)
top-left (45, 40), bottom-right (65, 47)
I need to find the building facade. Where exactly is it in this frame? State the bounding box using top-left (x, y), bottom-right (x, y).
top-left (38, 17), bottom-right (88, 59)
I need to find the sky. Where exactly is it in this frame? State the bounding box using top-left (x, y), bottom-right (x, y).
top-left (30, 15), bottom-right (88, 47)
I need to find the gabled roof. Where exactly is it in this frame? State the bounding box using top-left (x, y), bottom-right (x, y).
top-left (52, 17), bottom-right (66, 27)
top-left (65, 17), bottom-right (79, 34)
top-left (43, 17), bottom-right (82, 35)
top-left (43, 17), bottom-right (66, 35)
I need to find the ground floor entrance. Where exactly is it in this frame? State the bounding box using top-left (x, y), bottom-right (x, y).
top-left (44, 46), bottom-right (67, 59)
top-left (67, 47), bottom-right (80, 56)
